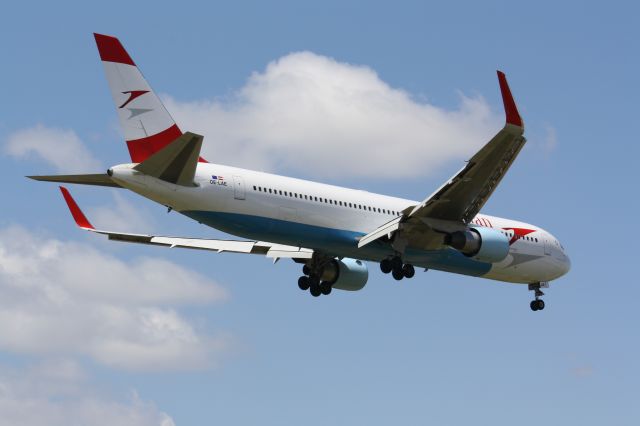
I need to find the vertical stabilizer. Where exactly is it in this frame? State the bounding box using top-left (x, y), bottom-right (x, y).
top-left (94, 33), bottom-right (184, 163)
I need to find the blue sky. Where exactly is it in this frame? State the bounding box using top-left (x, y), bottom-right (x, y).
top-left (1, 0), bottom-right (638, 424)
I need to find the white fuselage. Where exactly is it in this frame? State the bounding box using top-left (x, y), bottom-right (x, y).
top-left (110, 162), bottom-right (571, 285)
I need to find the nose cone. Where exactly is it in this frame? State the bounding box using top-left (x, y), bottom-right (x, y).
top-left (559, 252), bottom-right (571, 277)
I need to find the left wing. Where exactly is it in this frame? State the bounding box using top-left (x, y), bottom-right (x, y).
top-left (59, 186), bottom-right (313, 260)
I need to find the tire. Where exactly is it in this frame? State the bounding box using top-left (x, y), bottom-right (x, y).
top-left (298, 276), bottom-right (310, 290)
top-left (310, 284), bottom-right (322, 297)
top-left (320, 282), bottom-right (332, 295)
top-left (530, 301), bottom-right (539, 311)
top-left (537, 300), bottom-right (545, 310)
top-left (392, 268), bottom-right (404, 281)
top-left (380, 259), bottom-right (392, 274)
top-left (402, 264), bottom-right (415, 279)
top-left (302, 265), bottom-right (311, 276)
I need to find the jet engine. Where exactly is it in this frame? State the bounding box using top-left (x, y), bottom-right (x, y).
top-left (446, 227), bottom-right (509, 263)
top-left (318, 258), bottom-right (369, 291)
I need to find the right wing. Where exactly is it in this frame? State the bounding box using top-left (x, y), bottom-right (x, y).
top-left (59, 187), bottom-right (313, 260)
top-left (407, 71), bottom-right (525, 224)
top-left (359, 71), bottom-right (526, 250)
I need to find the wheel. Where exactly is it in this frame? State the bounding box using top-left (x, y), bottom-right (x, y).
top-left (308, 274), bottom-right (320, 287)
top-left (302, 264), bottom-right (311, 276)
top-left (402, 264), bottom-right (415, 279)
top-left (310, 284), bottom-right (322, 297)
top-left (390, 256), bottom-right (403, 271)
top-left (298, 276), bottom-right (310, 290)
top-left (320, 282), bottom-right (332, 295)
top-left (530, 300), bottom-right (539, 311)
top-left (392, 268), bottom-right (404, 281)
top-left (537, 300), bottom-right (545, 310)
top-left (380, 258), bottom-right (392, 274)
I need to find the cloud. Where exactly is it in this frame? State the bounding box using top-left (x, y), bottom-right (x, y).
top-left (87, 191), bottom-right (157, 234)
top-left (0, 360), bottom-right (175, 426)
top-left (541, 124), bottom-right (558, 156)
top-left (164, 51), bottom-right (501, 179)
top-left (0, 225), bottom-right (230, 371)
top-left (4, 124), bottom-right (102, 173)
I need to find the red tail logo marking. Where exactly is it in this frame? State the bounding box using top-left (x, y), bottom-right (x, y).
top-left (119, 90), bottom-right (149, 108)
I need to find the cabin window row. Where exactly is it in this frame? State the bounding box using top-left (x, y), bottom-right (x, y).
top-left (499, 230), bottom-right (538, 243)
top-left (252, 185), bottom-right (400, 216)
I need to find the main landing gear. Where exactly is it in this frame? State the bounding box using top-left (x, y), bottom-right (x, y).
top-left (529, 282), bottom-right (549, 311)
top-left (298, 263), bottom-right (333, 297)
top-left (380, 256), bottom-right (415, 281)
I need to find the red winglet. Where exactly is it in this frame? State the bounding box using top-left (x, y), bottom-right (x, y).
top-left (59, 187), bottom-right (94, 230)
top-left (94, 33), bottom-right (135, 66)
top-left (496, 70), bottom-right (523, 128)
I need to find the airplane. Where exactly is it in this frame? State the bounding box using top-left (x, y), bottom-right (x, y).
top-left (30, 33), bottom-right (570, 311)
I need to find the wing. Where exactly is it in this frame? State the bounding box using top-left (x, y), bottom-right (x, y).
top-left (59, 187), bottom-right (313, 260)
top-left (408, 71), bottom-right (525, 223)
top-left (359, 71), bottom-right (525, 249)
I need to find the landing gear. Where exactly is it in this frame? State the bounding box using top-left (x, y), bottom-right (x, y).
top-left (530, 300), bottom-right (545, 311)
top-left (298, 276), bottom-right (310, 290)
top-left (402, 264), bottom-right (415, 278)
top-left (528, 282), bottom-right (549, 311)
top-left (299, 264), bottom-right (333, 297)
top-left (382, 255), bottom-right (415, 281)
top-left (380, 258), bottom-right (392, 274)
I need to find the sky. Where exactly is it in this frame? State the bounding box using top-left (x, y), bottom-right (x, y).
top-left (1, 0), bottom-right (639, 424)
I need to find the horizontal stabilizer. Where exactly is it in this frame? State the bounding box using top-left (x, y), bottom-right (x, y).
top-left (28, 173), bottom-right (121, 188)
top-left (133, 132), bottom-right (203, 186)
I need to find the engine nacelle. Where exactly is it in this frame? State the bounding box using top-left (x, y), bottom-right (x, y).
top-left (319, 258), bottom-right (369, 291)
top-left (447, 227), bottom-right (509, 263)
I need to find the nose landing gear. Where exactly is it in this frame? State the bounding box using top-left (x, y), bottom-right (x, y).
top-left (529, 282), bottom-right (549, 311)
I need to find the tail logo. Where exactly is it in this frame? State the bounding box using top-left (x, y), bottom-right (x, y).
top-left (119, 90), bottom-right (149, 108)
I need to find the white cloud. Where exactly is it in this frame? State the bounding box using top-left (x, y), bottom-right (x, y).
top-left (0, 360), bottom-right (175, 426)
top-left (164, 51), bottom-right (501, 179)
top-left (0, 225), bottom-right (230, 371)
top-left (541, 124), bottom-right (558, 156)
top-left (87, 191), bottom-right (157, 234)
top-left (4, 124), bottom-right (102, 173)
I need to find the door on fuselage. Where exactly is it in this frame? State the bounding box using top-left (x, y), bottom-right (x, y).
top-left (233, 175), bottom-right (245, 200)
top-left (543, 236), bottom-right (552, 255)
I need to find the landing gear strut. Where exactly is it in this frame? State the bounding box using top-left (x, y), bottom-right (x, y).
top-left (380, 256), bottom-right (415, 280)
top-left (529, 282), bottom-right (548, 311)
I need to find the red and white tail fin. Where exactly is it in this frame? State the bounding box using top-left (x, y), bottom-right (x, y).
top-left (94, 33), bottom-right (184, 163)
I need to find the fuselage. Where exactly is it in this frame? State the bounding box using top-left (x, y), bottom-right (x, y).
top-left (110, 162), bottom-right (571, 285)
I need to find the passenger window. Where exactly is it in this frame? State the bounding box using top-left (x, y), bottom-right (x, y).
top-left (253, 185), bottom-right (257, 190)
top-left (279, 190), bottom-right (282, 195)
top-left (268, 188), bottom-right (272, 193)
